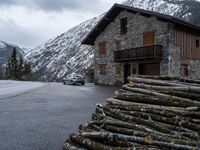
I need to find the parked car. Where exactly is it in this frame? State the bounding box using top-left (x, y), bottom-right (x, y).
top-left (63, 73), bottom-right (85, 85)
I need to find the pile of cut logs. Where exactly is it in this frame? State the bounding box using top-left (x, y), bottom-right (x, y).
top-left (63, 76), bottom-right (200, 150)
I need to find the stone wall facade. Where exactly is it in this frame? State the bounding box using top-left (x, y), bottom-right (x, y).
top-left (93, 10), bottom-right (200, 85)
top-left (188, 60), bottom-right (200, 80)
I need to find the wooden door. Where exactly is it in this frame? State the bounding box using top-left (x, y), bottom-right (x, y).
top-left (139, 63), bottom-right (160, 75)
top-left (143, 31), bottom-right (155, 46)
top-left (124, 64), bottom-right (131, 84)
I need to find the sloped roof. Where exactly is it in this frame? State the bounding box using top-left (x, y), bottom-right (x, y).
top-left (82, 3), bottom-right (200, 45)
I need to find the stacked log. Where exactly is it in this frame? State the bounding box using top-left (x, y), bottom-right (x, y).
top-left (63, 76), bottom-right (200, 150)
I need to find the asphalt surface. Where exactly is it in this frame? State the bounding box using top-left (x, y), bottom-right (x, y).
top-left (0, 80), bottom-right (45, 99)
top-left (0, 82), bottom-right (118, 150)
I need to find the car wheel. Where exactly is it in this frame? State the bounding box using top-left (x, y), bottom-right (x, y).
top-left (82, 82), bottom-right (85, 85)
top-left (63, 82), bottom-right (66, 85)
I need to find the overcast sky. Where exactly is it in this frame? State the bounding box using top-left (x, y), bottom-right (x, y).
top-left (0, 0), bottom-right (124, 48)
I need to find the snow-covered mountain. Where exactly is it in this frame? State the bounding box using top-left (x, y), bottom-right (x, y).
top-left (25, 16), bottom-right (102, 81)
top-left (123, 0), bottom-right (200, 24)
top-left (25, 0), bottom-right (200, 81)
top-left (0, 41), bottom-right (25, 78)
top-left (123, 0), bottom-right (180, 16)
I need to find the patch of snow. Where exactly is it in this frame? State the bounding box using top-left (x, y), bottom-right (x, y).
top-left (0, 41), bottom-right (6, 49)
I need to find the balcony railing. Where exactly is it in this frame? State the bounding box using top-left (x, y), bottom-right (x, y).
top-left (114, 45), bottom-right (162, 62)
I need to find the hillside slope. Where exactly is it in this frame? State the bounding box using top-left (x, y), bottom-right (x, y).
top-left (25, 16), bottom-right (101, 81)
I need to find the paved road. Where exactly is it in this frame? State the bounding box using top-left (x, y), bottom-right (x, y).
top-left (0, 82), bottom-right (118, 150)
top-left (0, 80), bottom-right (45, 99)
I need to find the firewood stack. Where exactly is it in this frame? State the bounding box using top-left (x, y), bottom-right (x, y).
top-left (63, 76), bottom-right (200, 150)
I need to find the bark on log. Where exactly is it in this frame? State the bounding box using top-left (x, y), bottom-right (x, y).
top-left (106, 107), bottom-right (200, 133)
top-left (103, 125), bottom-right (198, 147)
top-left (107, 104), bottom-right (177, 117)
top-left (161, 90), bottom-right (200, 101)
top-left (63, 138), bottom-right (87, 150)
top-left (130, 75), bottom-right (200, 85)
top-left (70, 133), bottom-right (137, 149)
top-left (103, 107), bottom-right (194, 134)
top-left (114, 93), bottom-right (190, 107)
top-left (100, 116), bottom-right (198, 141)
top-left (107, 98), bottom-right (200, 118)
top-left (118, 109), bottom-right (182, 126)
top-left (99, 116), bottom-right (158, 134)
top-left (122, 85), bottom-right (200, 106)
top-left (107, 98), bottom-right (186, 113)
top-left (128, 76), bottom-right (183, 86)
top-left (129, 82), bottom-right (200, 94)
top-left (80, 132), bottom-right (198, 150)
top-left (70, 134), bottom-right (111, 150)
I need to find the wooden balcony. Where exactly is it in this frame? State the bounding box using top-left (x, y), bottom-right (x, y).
top-left (114, 45), bottom-right (162, 62)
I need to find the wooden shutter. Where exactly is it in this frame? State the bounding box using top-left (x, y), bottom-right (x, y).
top-left (115, 64), bottom-right (121, 74)
top-left (115, 40), bottom-right (121, 50)
top-left (98, 42), bottom-right (107, 54)
top-left (143, 31), bottom-right (155, 46)
top-left (99, 64), bottom-right (106, 75)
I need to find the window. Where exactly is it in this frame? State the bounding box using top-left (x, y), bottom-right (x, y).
top-left (143, 31), bottom-right (155, 46)
top-left (99, 64), bottom-right (106, 75)
top-left (120, 18), bottom-right (127, 35)
top-left (115, 40), bottom-right (121, 50)
top-left (98, 42), bottom-right (107, 54)
top-left (196, 39), bottom-right (199, 48)
top-left (115, 64), bottom-right (121, 75)
top-left (181, 64), bottom-right (189, 76)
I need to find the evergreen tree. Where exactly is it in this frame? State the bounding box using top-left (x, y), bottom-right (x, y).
top-left (24, 62), bottom-right (32, 80)
top-left (4, 47), bottom-right (32, 81)
top-left (10, 47), bottom-right (18, 79)
top-left (5, 58), bottom-right (11, 79)
top-left (17, 55), bottom-right (24, 80)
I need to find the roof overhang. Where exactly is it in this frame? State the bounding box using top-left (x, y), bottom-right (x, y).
top-left (82, 3), bottom-right (200, 45)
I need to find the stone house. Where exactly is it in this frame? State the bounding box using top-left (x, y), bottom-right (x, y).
top-left (82, 4), bottom-right (200, 85)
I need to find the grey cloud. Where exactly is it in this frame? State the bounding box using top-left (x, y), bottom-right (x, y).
top-left (0, 0), bottom-right (103, 12)
top-left (0, 17), bottom-right (45, 47)
top-left (0, 0), bottom-right (15, 5)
